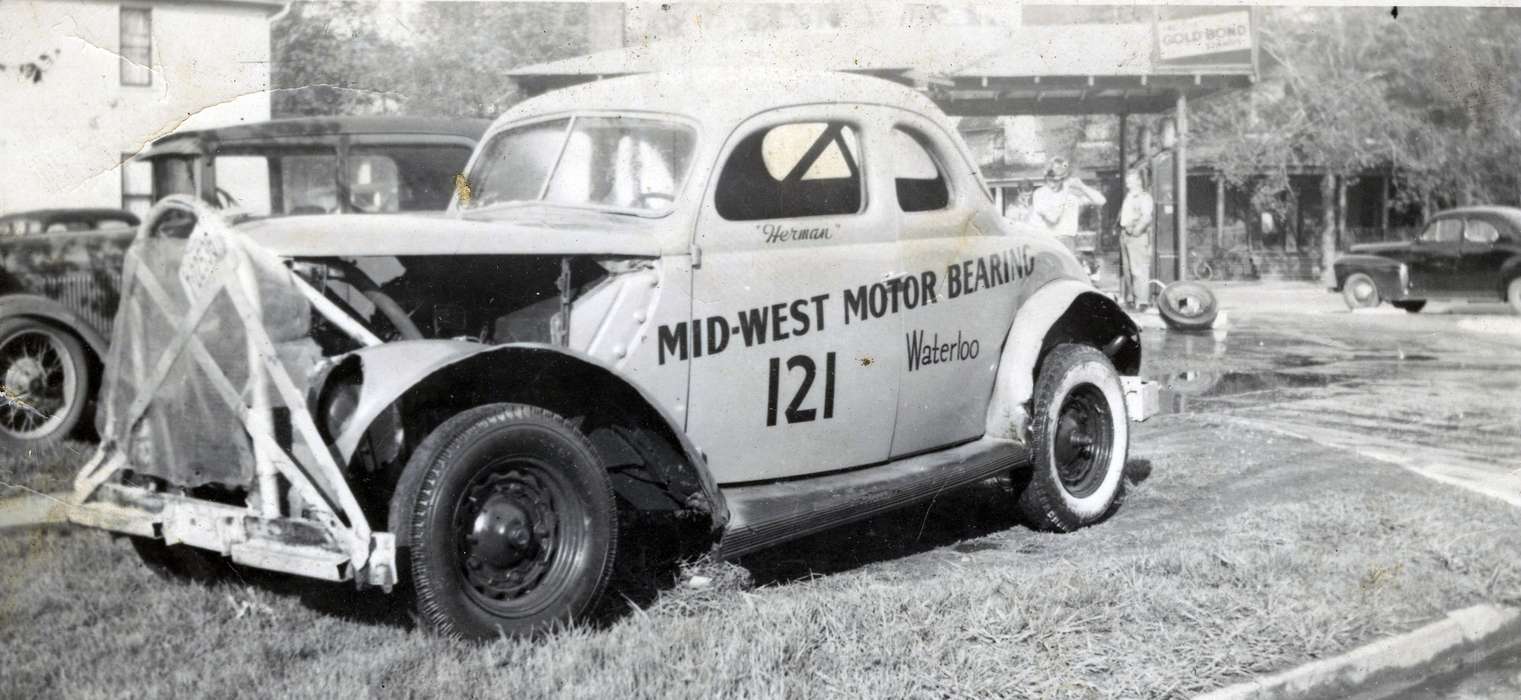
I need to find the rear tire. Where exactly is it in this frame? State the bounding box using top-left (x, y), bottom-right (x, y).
top-left (1016, 344), bottom-right (1128, 532)
top-left (1392, 300), bottom-right (1426, 313)
top-left (391, 403), bottom-right (617, 642)
top-left (1342, 273), bottom-right (1381, 310)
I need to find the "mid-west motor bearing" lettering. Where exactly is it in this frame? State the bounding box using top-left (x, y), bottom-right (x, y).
top-left (657, 245), bottom-right (1033, 365)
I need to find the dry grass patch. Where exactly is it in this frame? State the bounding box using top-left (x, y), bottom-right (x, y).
top-left (2, 419), bottom-right (1519, 698)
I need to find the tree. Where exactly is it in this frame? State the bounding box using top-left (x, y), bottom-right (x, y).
top-left (1193, 6), bottom-right (1521, 267)
top-left (272, 2), bottom-right (401, 116)
top-left (399, 3), bottom-right (590, 118)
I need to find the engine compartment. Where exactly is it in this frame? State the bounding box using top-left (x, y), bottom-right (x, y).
top-left (296, 254), bottom-right (612, 353)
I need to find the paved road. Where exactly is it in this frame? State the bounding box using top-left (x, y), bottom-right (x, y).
top-left (1137, 283), bottom-right (1521, 698)
top-left (1138, 287), bottom-right (1521, 499)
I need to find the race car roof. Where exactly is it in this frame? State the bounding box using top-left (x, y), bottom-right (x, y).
top-left (487, 69), bottom-right (948, 134)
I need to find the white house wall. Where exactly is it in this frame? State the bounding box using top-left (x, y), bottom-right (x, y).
top-left (0, 0), bottom-right (272, 213)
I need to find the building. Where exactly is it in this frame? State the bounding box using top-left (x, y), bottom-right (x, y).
top-left (0, 0), bottom-right (282, 216)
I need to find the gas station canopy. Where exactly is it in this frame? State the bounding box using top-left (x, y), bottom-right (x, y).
top-left (509, 11), bottom-right (1259, 117)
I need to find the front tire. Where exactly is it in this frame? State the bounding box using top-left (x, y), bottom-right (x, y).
top-left (1342, 273), bottom-right (1381, 310)
top-left (391, 403), bottom-right (617, 641)
top-left (1017, 344), bottom-right (1128, 531)
top-left (0, 318), bottom-right (90, 449)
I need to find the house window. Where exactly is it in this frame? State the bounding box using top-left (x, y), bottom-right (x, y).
top-left (120, 7), bottom-right (152, 86)
top-left (715, 121), bottom-right (862, 221)
top-left (121, 154), bottom-right (153, 217)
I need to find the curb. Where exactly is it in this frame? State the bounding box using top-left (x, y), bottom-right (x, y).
top-left (1197, 604), bottom-right (1521, 700)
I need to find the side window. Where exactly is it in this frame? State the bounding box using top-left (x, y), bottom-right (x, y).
top-left (1464, 219), bottom-right (1499, 244)
top-left (347, 154), bottom-right (401, 213)
top-left (890, 128), bottom-right (949, 212)
top-left (278, 154), bottom-right (340, 215)
top-left (213, 155), bottom-right (274, 216)
top-left (1419, 219), bottom-right (1463, 243)
top-left (716, 121), bottom-right (861, 221)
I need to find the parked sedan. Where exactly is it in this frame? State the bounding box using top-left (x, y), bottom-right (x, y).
top-left (0, 117), bottom-right (488, 447)
top-left (1330, 206), bottom-right (1521, 313)
top-left (0, 208), bottom-right (139, 236)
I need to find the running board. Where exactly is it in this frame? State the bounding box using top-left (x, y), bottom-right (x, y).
top-left (715, 438), bottom-right (1029, 559)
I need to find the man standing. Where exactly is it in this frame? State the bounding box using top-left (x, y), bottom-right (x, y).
top-left (1118, 168), bottom-right (1156, 310)
top-left (1032, 157), bottom-right (1106, 253)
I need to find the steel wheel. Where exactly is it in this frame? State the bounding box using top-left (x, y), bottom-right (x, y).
top-left (393, 403), bottom-right (617, 641)
top-left (454, 457), bottom-right (587, 618)
top-left (1052, 385), bottom-right (1115, 499)
top-left (0, 319), bottom-right (89, 446)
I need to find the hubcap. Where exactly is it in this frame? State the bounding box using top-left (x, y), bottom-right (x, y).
top-left (1352, 281), bottom-right (1374, 303)
top-left (1052, 384), bottom-right (1114, 498)
top-left (454, 460), bottom-right (572, 609)
top-left (0, 330), bottom-right (72, 437)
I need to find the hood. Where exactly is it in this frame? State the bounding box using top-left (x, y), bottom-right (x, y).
top-left (1348, 241), bottom-right (1412, 256)
top-left (232, 210), bottom-right (663, 258)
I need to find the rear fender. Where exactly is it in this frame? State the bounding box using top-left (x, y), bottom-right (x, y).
top-left (320, 340), bottom-right (726, 531)
top-left (985, 280), bottom-right (1141, 442)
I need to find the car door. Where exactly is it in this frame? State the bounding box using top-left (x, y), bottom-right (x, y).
top-left (1407, 217), bottom-right (1464, 297)
top-left (685, 108), bottom-right (902, 483)
top-left (889, 116), bottom-right (1023, 457)
top-left (1458, 216), bottom-right (1506, 298)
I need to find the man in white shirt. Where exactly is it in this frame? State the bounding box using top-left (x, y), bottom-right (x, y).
top-left (1118, 168), bottom-right (1156, 310)
top-left (1032, 157), bottom-right (1106, 253)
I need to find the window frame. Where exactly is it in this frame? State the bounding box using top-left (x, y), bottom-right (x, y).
top-left (1419, 218), bottom-right (1463, 244)
top-left (1462, 217), bottom-right (1501, 245)
top-left (887, 125), bottom-right (954, 214)
top-left (119, 6), bottom-right (153, 87)
top-left (121, 152), bottom-right (154, 218)
top-left (462, 110), bottom-right (701, 219)
top-left (713, 118), bottom-right (869, 222)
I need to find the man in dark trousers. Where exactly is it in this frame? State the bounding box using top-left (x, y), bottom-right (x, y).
top-left (1118, 168), bottom-right (1156, 310)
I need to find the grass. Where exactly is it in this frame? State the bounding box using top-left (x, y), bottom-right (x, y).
top-left (0, 439), bottom-right (93, 497)
top-left (2, 419), bottom-right (1520, 699)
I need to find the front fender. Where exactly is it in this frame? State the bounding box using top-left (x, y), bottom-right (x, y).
top-left (0, 293), bottom-right (110, 356)
top-left (322, 339), bottom-right (726, 527)
top-left (1331, 254), bottom-right (1405, 295)
top-left (984, 279), bottom-right (1140, 442)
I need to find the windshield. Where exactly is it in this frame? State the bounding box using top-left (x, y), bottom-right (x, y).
top-left (466, 116), bottom-right (697, 214)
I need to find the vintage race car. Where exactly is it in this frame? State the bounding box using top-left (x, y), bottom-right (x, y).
top-left (70, 71), bottom-right (1158, 641)
top-left (0, 117), bottom-right (486, 448)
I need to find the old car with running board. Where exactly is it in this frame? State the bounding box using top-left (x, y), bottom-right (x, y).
top-left (1330, 205), bottom-right (1521, 314)
top-left (0, 117), bottom-right (487, 448)
top-left (66, 71), bottom-right (1158, 641)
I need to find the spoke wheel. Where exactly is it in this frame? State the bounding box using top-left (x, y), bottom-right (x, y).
top-left (0, 319), bottom-right (89, 446)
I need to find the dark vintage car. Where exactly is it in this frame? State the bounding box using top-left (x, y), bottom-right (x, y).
top-left (0, 117), bottom-right (489, 447)
top-left (1330, 206), bottom-right (1521, 313)
top-left (0, 208), bottom-right (140, 236)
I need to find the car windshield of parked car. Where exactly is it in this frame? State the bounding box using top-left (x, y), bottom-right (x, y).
top-left (467, 116), bottom-right (697, 214)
